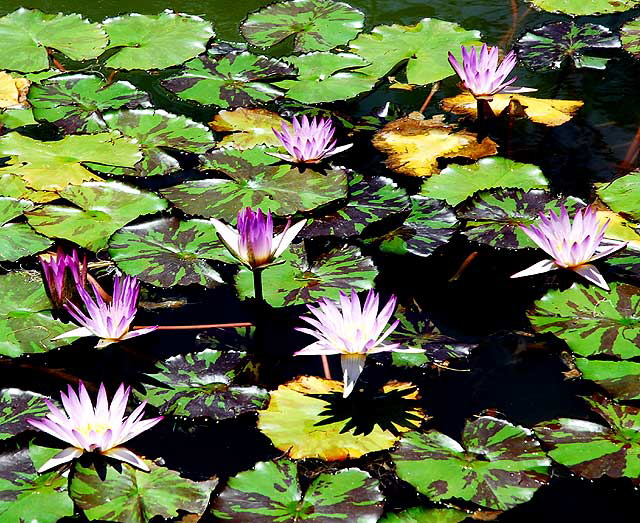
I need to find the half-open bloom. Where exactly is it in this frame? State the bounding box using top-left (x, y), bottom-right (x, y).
top-left (27, 382), bottom-right (163, 473)
top-left (294, 290), bottom-right (423, 397)
top-left (448, 44), bottom-right (531, 99)
top-left (511, 205), bottom-right (626, 290)
top-left (39, 247), bottom-right (87, 309)
top-left (212, 207), bottom-right (306, 270)
top-left (55, 274), bottom-right (157, 348)
top-left (269, 115), bottom-right (352, 164)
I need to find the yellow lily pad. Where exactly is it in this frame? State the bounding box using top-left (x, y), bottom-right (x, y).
top-left (210, 107), bottom-right (286, 150)
top-left (0, 71), bottom-right (29, 109)
top-left (441, 93), bottom-right (583, 127)
top-left (597, 208), bottom-right (640, 250)
top-left (257, 375), bottom-right (426, 461)
top-left (372, 113), bottom-right (497, 177)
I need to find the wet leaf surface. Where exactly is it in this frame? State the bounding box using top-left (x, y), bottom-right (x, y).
top-left (621, 16), bottom-right (640, 59)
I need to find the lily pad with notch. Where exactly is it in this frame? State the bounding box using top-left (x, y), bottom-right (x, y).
top-left (0, 197), bottom-right (52, 262)
top-left (595, 171), bottom-right (640, 222)
top-left (575, 358), bottom-right (640, 402)
top-left (210, 107), bottom-right (286, 150)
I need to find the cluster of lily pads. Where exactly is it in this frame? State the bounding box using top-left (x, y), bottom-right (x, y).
top-left (0, 0), bottom-right (640, 522)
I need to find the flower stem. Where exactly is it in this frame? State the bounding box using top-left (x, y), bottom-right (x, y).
top-left (321, 355), bottom-right (332, 380)
top-left (133, 322), bottom-right (252, 330)
top-left (419, 81), bottom-right (440, 113)
top-left (253, 268), bottom-right (265, 305)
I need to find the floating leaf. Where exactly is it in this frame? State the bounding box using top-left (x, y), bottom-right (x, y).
top-left (103, 11), bottom-right (215, 70)
top-left (0, 443), bottom-right (74, 523)
top-left (458, 188), bottom-right (584, 249)
top-left (392, 417), bottom-right (551, 510)
top-left (380, 507), bottom-right (471, 523)
top-left (516, 21), bottom-right (620, 70)
top-left (211, 107), bottom-right (286, 149)
top-left (70, 460), bottom-right (217, 523)
top-left (0, 271), bottom-right (74, 357)
top-left (161, 164), bottom-right (347, 222)
top-left (0, 8), bottom-right (107, 72)
top-left (372, 113), bottom-right (498, 177)
top-left (528, 282), bottom-right (640, 360)
top-left (526, 0), bottom-right (640, 16)
top-left (138, 349), bottom-right (268, 420)
top-left (0, 107), bottom-right (37, 128)
top-left (258, 376), bottom-right (424, 460)
top-left (241, 0), bottom-right (365, 52)
top-left (442, 93), bottom-right (583, 127)
top-left (350, 18), bottom-right (481, 85)
top-left (0, 174), bottom-right (56, 203)
top-left (300, 173), bottom-right (410, 238)
top-left (595, 171), bottom-right (640, 221)
top-left (276, 52), bottom-right (376, 103)
top-left (0, 197), bottom-right (52, 261)
top-left (534, 395), bottom-right (640, 479)
top-left (214, 459), bottom-right (383, 523)
top-left (0, 389), bottom-right (50, 441)
top-left (0, 71), bottom-right (30, 108)
top-left (236, 244), bottom-right (377, 307)
top-left (575, 358), bottom-right (640, 402)
top-left (163, 50), bottom-right (295, 108)
top-left (26, 181), bottom-right (168, 251)
top-left (28, 74), bottom-right (150, 133)
top-left (621, 17), bottom-right (640, 59)
top-left (109, 217), bottom-right (227, 288)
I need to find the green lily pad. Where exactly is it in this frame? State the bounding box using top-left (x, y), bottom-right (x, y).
top-left (300, 174), bottom-right (410, 238)
top-left (0, 108), bottom-right (37, 128)
top-left (28, 74), bottom-right (150, 133)
top-left (621, 17), bottom-right (640, 59)
top-left (575, 358), bottom-right (640, 401)
top-left (0, 8), bottom-right (107, 73)
top-left (26, 181), bottom-right (168, 251)
top-left (517, 22), bottom-right (620, 70)
top-left (0, 443), bottom-right (74, 523)
top-left (109, 217), bottom-right (227, 288)
top-left (534, 395), bottom-right (640, 479)
top-left (276, 52), bottom-right (377, 103)
top-left (87, 109), bottom-right (214, 177)
top-left (210, 107), bottom-right (286, 150)
top-left (0, 197), bottom-right (52, 262)
top-left (70, 459), bottom-right (217, 523)
top-left (0, 271), bottom-right (75, 358)
top-left (350, 18), bottom-right (481, 85)
top-left (0, 174), bottom-right (57, 203)
top-left (199, 144), bottom-right (280, 172)
top-left (162, 50), bottom-right (295, 108)
top-left (214, 459), bottom-right (383, 522)
top-left (380, 507), bottom-right (471, 523)
top-left (595, 171), bottom-right (640, 221)
top-left (420, 157), bottom-right (549, 207)
top-left (392, 417), bottom-right (551, 510)
top-left (371, 196), bottom-right (458, 257)
top-left (161, 164), bottom-right (347, 222)
top-left (528, 282), bottom-right (640, 360)
top-left (0, 389), bottom-right (50, 441)
top-left (236, 244), bottom-right (377, 307)
top-left (241, 0), bottom-right (365, 52)
top-left (137, 349), bottom-right (268, 419)
top-left (458, 188), bottom-right (585, 249)
top-left (526, 0), bottom-right (640, 16)
top-left (102, 11), bottom-right (215, 70)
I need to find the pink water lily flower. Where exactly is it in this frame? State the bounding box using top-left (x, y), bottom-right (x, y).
top-left (448, 44), bottom-right (532, 99)
top-left (295, 290), bottom-right (423, 397)
top-left (39, 247), bottom-right (87, 309)
top-left (55, 274), bottom-right (157, 348)
top-left (269, 115), bottom-right (352, 164)
top-left (212, 207), bottom-right (306, 270)
top-left (27, 382), bottom-right (163, 473)
top-left (511, 205), bottom-right (626, 290)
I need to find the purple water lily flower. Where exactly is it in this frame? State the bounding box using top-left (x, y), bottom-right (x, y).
top-left (212, 207), bottom-right (306, 270)
top-left (511, 205), bottom-right (626, 290)
top-left (448, 44), bottom-right (530, 99)
top-left (55, 274), bottom-right (157, 348)
top-left (27, 382), bottom-right (163, 473)
top-left (269, 115), bottom-right (352, 164)
top-left (294, 290), bottom-right (423, 397)
top-left (39, 247), bottom-right (86, 309)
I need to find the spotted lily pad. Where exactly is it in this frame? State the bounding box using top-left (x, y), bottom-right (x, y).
top-left (420, 157), bottom-right (549, 207)
top-left (575, 358), bottom-right (640, 401)
top-left (236, 244), bottom-right (377, 307)
top-left (102, 11), bottom-right (215, 70)
top-left (258, 376), bottom-right (425, 460)
top-left (26, 181), bottom-right (168, 251)
top-left (350, 18), bottom-right (481, 85)
top-left (595, 171), bottom-right (640, 221)
top-left (528, 282), bottom-right (640, 360)
top-left (526, 0), bottom-right (640, 16)
top-left (0, 8), bottom-right (107, 73)
top-left (534, 395), bottom-right (640, 479)
top-left (214, 459), bottom-right (383, 523)
top-left (0, 389), bottom-right (50, 441)
top-left (392, 417), bottom-right (551, 510)
top-left (28, 74), bottom-right (150, 133)
top-left (458, 188), bottom-right (585, 249)
top-left (109, 217), bottom-right (227, 288)
top-left (380, 507), bottom-right (471, 523)
top-left (162, 50), bottom-right (295, 108)
top-left (241, 0), bottom-right (365, 52)
top-left (70, 459), bottom-right (217, 523)
top-left (137, 349), bottom-right (268, 420)
top-left (621, 17), bottom-right (640, 59)
top-left (517, 22), bottom-right (620, 70)
top-left (0, 197), bottom-right (52, 262)
top-left (210, 107), bottom-right (286, 149)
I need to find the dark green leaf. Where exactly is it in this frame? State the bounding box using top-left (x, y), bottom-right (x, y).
top-left (0, 389), bottom-right (50, 440)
